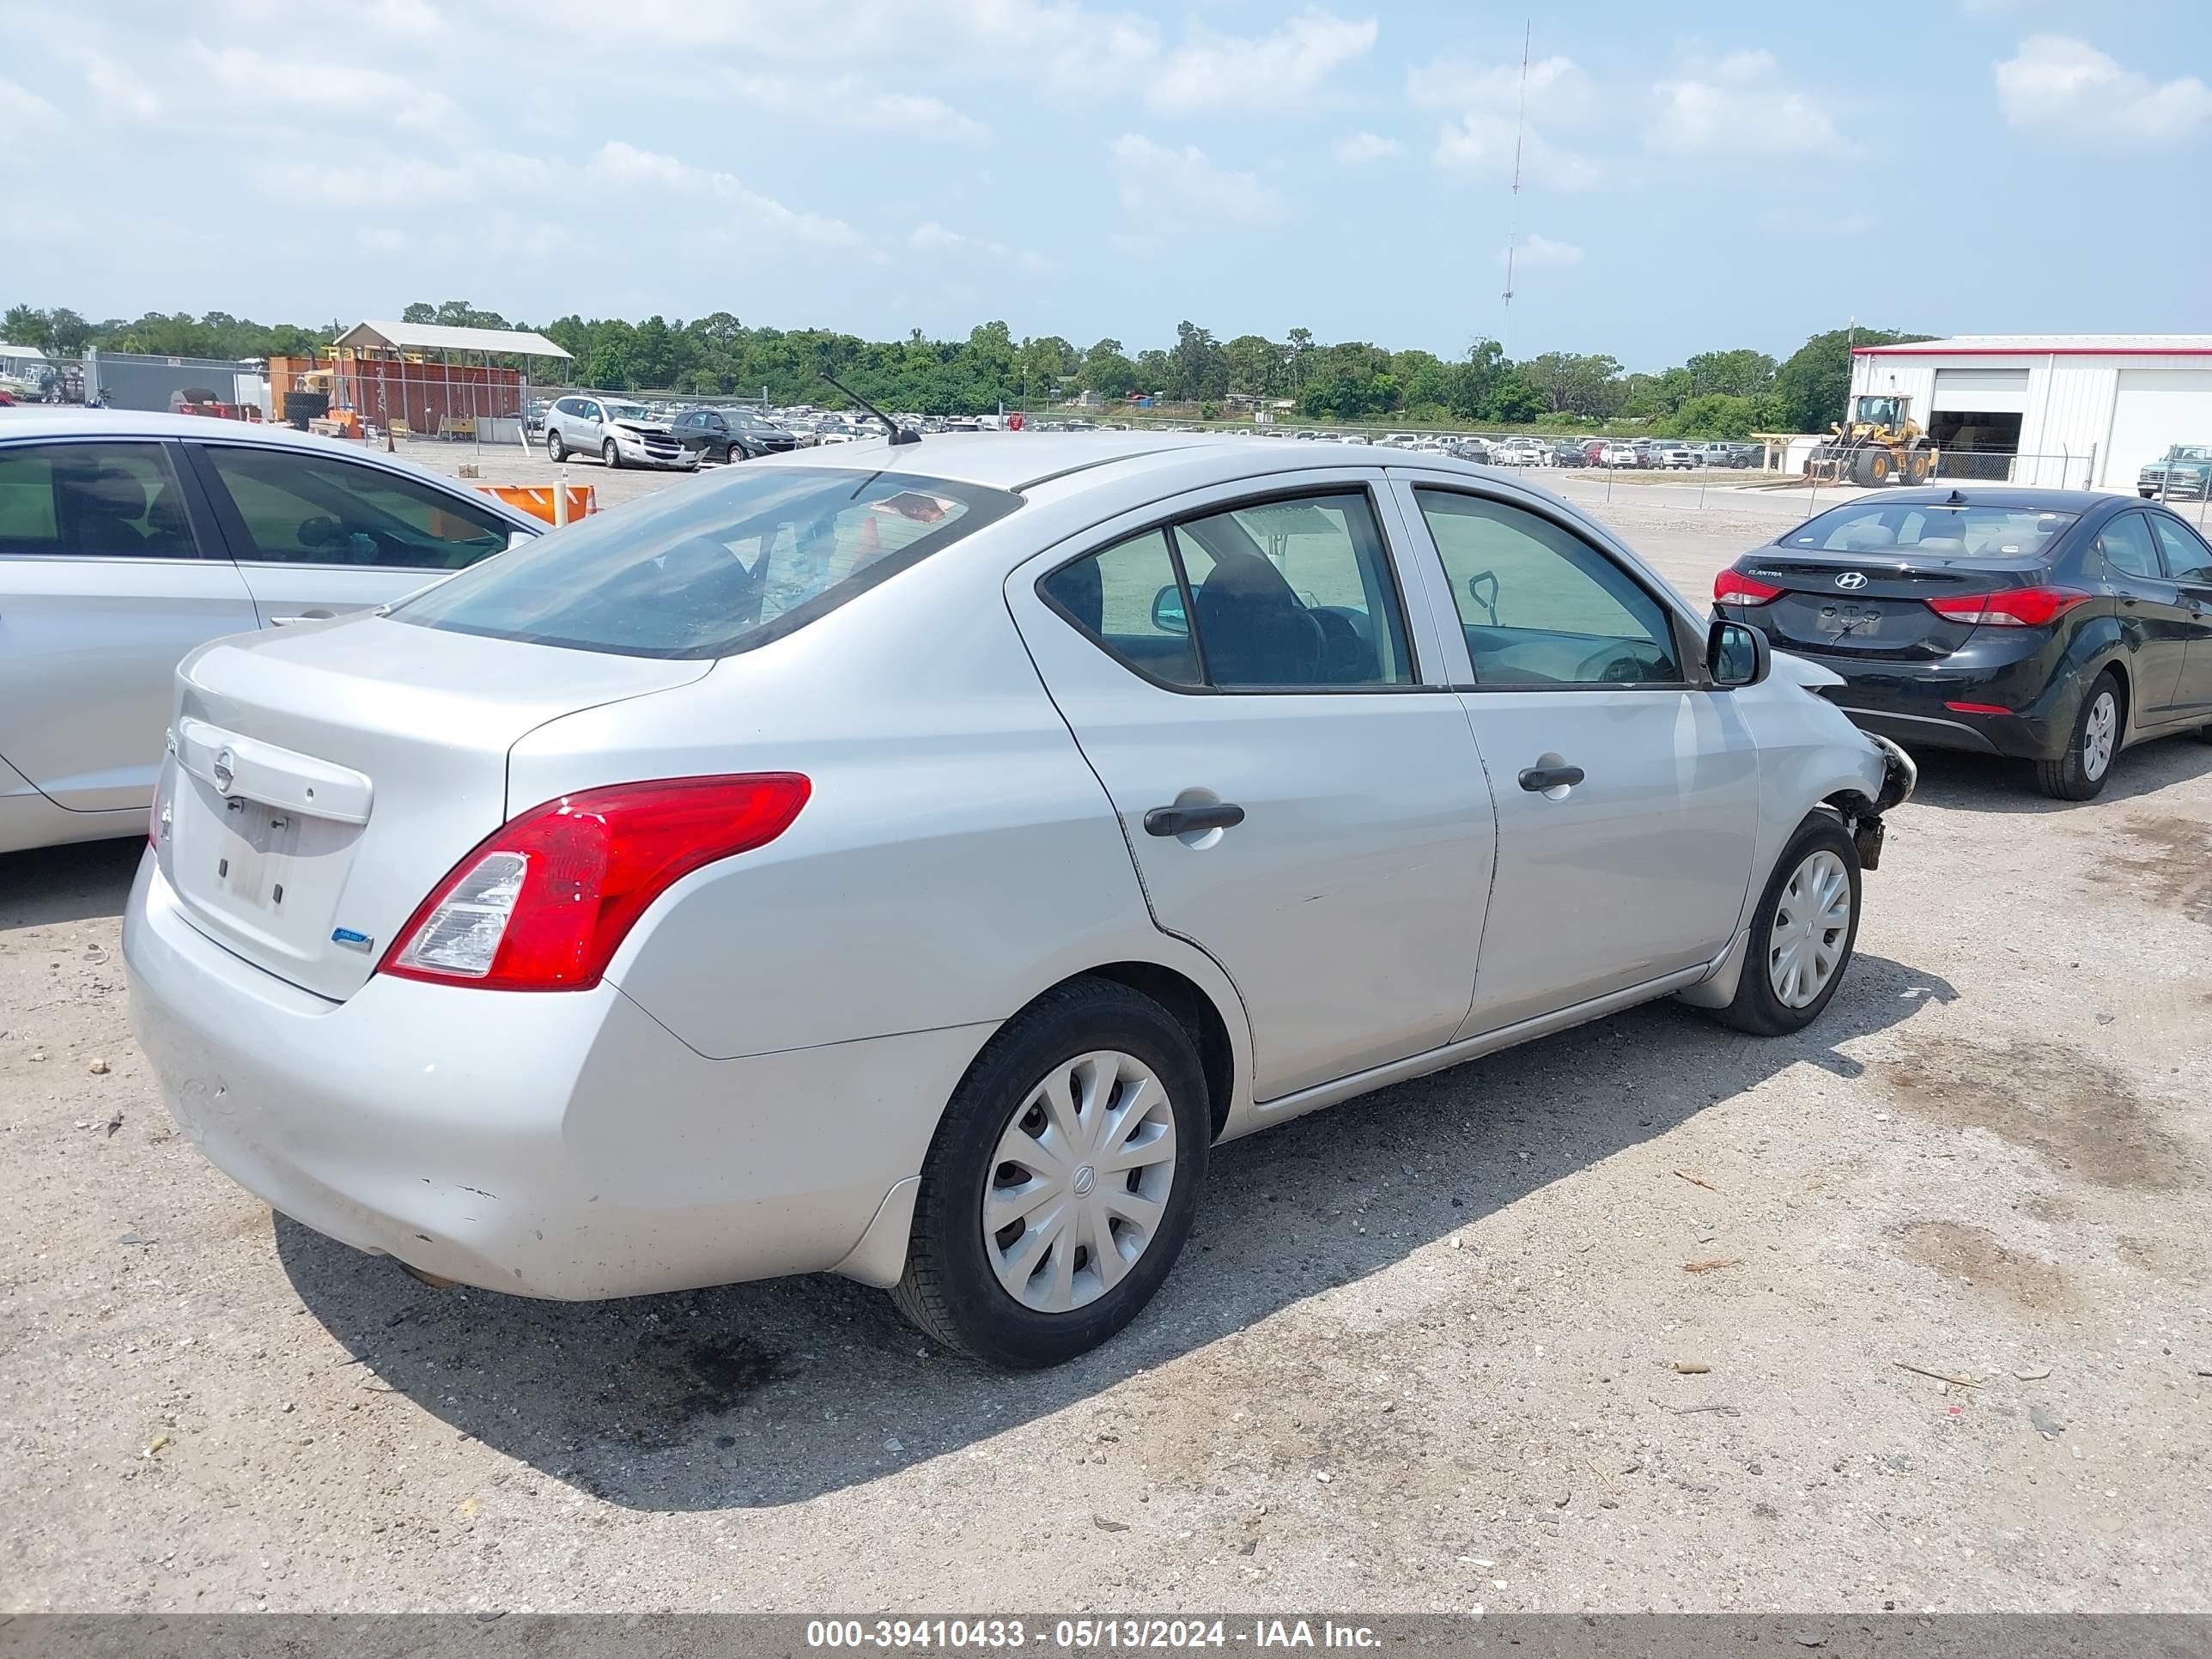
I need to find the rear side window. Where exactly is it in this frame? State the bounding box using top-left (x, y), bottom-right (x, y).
top-left (198, 446), bottom-right (513, 570)
top-left (395, 466), bottom-right (1021, 658)
top-left (0, 441), bottom-right (198, 558)
top-left (1041, 490), bottom-right (1414, 691)
top-left (2095, 513), bottom-right (2160, 580)
top-left (2149, 515), bottom-right (2212, 585)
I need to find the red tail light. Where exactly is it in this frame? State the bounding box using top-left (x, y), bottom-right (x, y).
top-left (379, 774), bottom-right (811, 991)
top-left (1925, 586), bottom-right (2090, 628)
top-left (1714, 568), bottom-right (1784, 605)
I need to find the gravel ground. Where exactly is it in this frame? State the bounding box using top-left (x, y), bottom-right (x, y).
top-left (3, 452), bottom-right (2209, 1614)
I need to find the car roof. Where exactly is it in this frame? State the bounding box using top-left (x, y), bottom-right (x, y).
top-left (0, 407), bottom-right (541, 526)
top-left (1812, 485), bottom-right (2118, 514)
top-left (757, 430), bottom-right (1545, 497)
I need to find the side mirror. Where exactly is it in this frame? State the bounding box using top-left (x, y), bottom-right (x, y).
top-left (1151, 583), bottom-right (1188, 635)
top-left (1708, 617), bottom-right (1771, 688)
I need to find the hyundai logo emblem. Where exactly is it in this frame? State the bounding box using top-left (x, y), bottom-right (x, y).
top-left (1834, 571), bottom-right (1869, 590)
top-left (212, 748), bottom-right (235, 795)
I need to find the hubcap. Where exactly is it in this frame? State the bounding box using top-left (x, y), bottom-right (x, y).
top-left (2083, 691), bottom-right (2117, 781)
top-left (1767, 848), bottom-right (1852, 1009)
top-left (982, 1050), bottom-right (1176, 1316)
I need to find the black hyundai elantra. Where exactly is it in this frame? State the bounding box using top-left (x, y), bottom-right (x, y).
top-left (1715, 487), bottom-right (2212, 799)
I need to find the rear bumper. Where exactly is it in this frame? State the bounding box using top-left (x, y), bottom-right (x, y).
top-left (1753, 639), bottom-right (2071, 762)
top-left (123, 854), bottom-right (988, 1299)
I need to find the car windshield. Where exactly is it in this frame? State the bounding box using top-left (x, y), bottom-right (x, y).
top-left (605, 402), bottom-right (650, 422)
top-left (2161, 446), bottom-right (2211, 462)
top-left (1784, 502), bottom-right (2078, 559)
top-left (392, 466), bottom-right (1022, 659)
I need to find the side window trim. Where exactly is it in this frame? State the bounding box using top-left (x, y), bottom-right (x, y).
top-left (1034, 481), bottom-right (1433, 696)
top-left (1396, 477), bottom-right (1701, 693)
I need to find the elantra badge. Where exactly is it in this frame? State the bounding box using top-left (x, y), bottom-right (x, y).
top-left (1834, 571), bottom-right (1869, 590)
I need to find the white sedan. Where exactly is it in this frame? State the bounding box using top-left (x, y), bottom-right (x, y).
top-left (125, 434), bottom-right (1911, 1368)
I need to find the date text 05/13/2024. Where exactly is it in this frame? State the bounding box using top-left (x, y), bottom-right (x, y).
top-left (805, 1619), bottom-right (1382, 1650)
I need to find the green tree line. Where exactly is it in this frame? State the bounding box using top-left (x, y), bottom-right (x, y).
top-left (3, 297), bottom-right (1927, 436)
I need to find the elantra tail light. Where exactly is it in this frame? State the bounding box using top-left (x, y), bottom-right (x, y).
top-left (1925, 587), bottom-right (2090, 628)
top-left (380, 774), bottom-right (811, 991)
top-left (1714, 569), bottom-right (1784, 605)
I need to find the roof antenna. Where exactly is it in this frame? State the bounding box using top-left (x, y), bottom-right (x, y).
top-left (1945, 488), bottom-right (1966, 507)
top-left (822, 371), bottom-right (919, 445)
top-left (1499, 17), bottom-right (1530, 352)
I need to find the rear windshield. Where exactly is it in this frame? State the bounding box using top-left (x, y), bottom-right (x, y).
top-left (1784, 502), bottom-right (2077, 560)
top-left (392, 466), bottom-right (1020, 659)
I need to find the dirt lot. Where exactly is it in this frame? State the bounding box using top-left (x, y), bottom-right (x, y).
top-left (3, 455), bottom-right (2209, 1614)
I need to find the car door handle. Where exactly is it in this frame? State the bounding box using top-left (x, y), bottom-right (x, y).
top-left (1518, 764), bottom-right (1585, 793)
top-left (268, 610), bottom-right (337, 626)
top-left (1144, 802), bottom-right (1246, 836)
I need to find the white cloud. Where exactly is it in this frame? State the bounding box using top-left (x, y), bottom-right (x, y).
top-left (1109, 134), bottom-right (1287, 226)
top-left (1407, 54), bottom-right (1592, 122)
top-left (1433, 112), bottom-right (1597, 191)
top-left (75, 48), bottom-right (161, 119)
top-left (1648, 49), bottom-right (1842, 155)
top-left (0, 76), bottom-right (63, 125)
top-left (1147, 8), bottom-right (1378, 113)
top-left (1496, 232), bottom-right (1583, 267)
top-left (721, 69), bottom-right (986, 139)
top-left (1995, 35), bottom-right (2212, 146)
top-left (586, 140), bottom-right (865, 246)
top-left (1333, 130), bottom-right (1402, 164)
top-left (188, 41), bottom-right (457, 131)
top-left (907, 220), bottom-right (1059, 276)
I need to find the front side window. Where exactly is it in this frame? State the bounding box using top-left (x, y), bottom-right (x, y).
top-left (1041, 490), bottom-right (1414, 691)
top-left (199, 447), bottom-right (514, 570)
top-left (2096, 512), bottom-right (2161, 580)
top-left (1415, 489), bottom-right (1681, 687)
top-left (0, 441), bottom-right (198, 558)
top-left (396, 466), bottom-right (1020, 658)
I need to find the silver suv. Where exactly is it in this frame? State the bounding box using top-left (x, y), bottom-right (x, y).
top-left (541, 396), bottom-right (696, 471)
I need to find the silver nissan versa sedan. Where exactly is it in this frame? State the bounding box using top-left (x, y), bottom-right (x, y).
top-left (125, 434), bottom-right (1913, 1368)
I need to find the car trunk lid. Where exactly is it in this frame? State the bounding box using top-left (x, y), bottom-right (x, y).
top-left (159, 616), bottom-right (710, 1001)
top-left (1732, 550), bottom-right (2034, 660)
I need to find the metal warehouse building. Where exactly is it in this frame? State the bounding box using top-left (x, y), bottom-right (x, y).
top-left (1850, 334), bottom-right (2212, 494)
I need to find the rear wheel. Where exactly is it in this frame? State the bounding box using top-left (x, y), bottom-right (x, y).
top-left (1711, 813), bottom-right (1861, 1037)
top-left (544, 428), bottom-right (566, 462)
top-left (602, 437), bottom-right (621, 469)
top-left (892, 979), bottom-right (1208, 1368)
top-left (1906, 449), bottom-right (1931, 484)
top-left (2036, 671), bottom-right (2122, 800)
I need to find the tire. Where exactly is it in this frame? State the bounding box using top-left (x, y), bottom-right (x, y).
top-left (1711, 813), bottom-right (1862, 1037)
top-left (2036, 671), bottom-right (2124, 800)
top-left (1906, 450), bottom-right (1931, 484)
top-left (891, 978), bottom-right (1210, 1368)
top-left (602, 437), bottom-right (621, 470)
top-left (544, 428), bottom-right (566, 463)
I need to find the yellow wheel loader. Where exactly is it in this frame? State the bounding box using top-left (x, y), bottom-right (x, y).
top-left (1804, 394), bottom-right (1938, 487)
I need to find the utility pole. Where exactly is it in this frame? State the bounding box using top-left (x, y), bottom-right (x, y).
top-left (1499, 18), bottom-right (1530, 357)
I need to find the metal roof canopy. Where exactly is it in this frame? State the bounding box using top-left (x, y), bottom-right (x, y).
top-left (1856, 334), bottom-right (2212, 357)
top-left (333, 320), bottom-right (572, 360)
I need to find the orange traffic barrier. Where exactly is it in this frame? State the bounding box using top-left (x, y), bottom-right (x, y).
top-left (476, 483), bottom-right (597, 526)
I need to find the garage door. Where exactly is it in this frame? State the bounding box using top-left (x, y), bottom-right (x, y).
top-left (2103, 368), bottom-right (2212, 489)
top-left (1931, 368), bottom-right (2029, 413)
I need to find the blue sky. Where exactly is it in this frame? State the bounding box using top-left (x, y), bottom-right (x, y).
top-left (6, 0), bottom-right (2209, 368)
